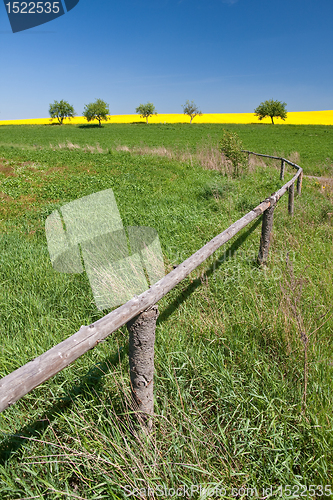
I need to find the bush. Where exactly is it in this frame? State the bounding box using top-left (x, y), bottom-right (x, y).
top-left (219, 129), bottom-right (247, 177)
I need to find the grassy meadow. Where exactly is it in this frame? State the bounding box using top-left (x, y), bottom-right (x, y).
top-left (0, 123), bottom-right (333, 499)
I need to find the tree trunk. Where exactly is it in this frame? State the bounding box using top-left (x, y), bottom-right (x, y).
top-left (127, 305), bottom-right (159, 431)
top-left (271, 116), bottom-right (274, 124)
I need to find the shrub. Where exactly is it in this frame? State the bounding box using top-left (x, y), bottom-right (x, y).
top-left (219, 129), bottom-right (247, 177)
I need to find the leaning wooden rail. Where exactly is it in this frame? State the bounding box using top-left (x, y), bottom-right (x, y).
top-left (0, 154), bottom-right (303, 416)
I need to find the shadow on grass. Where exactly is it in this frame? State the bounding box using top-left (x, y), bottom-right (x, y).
top-left (77, 124), bottom-right (103, 129)
top-left (0, 347), bottom-right (126, 465)
top-left (158, 216), bottom-right (262, 325)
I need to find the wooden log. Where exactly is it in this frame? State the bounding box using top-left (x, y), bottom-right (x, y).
top-left (280, 159), bottom-right (285, 181)
top-left (0, 166), bottom-right (303, 413)
top-left (273, 169), bottom-right (302, 202)
top-left (284, 159), bottom-right (302, 170)
top-left (242, 151), bottom-right (302, 172)
top-left (297, 171), bottom-right (303, 195)
top-left (288, 183), bottom-right (295, 216)
top-left (242, 150), bottom-right (285, 162)
top-left (257, 201), bottom-right (275, 265)
top-left (127, 305), bottom-right (159, 430)
top-left (0, 198), bottom-right (271, 413)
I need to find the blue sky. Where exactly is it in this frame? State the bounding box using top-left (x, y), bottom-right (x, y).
top-left (0, 0), bottom-right (332, 120)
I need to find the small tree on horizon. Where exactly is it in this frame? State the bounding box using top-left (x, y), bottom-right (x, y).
top-left (83, 99), bottom-right (110, 127)
top-left (182, 100), bottom-right (202, 124)
top-left (135, 102), bottom-right (157, 124)
top-left (254, 99), bottom-right (287, 124)
top-left (49, 100), bottom-right (75, 124)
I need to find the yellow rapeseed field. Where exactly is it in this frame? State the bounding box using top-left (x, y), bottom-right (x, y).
top-left (0, 110), bottom-right (332, 126)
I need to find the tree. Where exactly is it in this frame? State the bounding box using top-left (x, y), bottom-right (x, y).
top-left (254, 99), bottom-right (287, 124)
top-left (182, 100), bottom-right (202, 124)
top-left (83, 99), bottom-right (110, 127)
top-left (135, 102), bottom-right (157, 124)
top-left (49, 100), bottom-right (75, 124)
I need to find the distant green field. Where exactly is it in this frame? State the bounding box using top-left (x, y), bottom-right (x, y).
top-left (0, 125), bottom-right (333, 498)
top-left (0, 122), bottom-right (332, 176)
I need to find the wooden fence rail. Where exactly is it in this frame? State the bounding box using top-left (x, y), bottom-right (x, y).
top-left (0, 153), bottom-right (303, 421)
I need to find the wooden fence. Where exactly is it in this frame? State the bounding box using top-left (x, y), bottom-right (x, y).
top-left (0, 152), bottom-right (303, 425)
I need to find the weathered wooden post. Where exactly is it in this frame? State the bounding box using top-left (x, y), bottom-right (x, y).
top-left (127, 305), bottom-right (159, 431)
top-left (257, 201), bottom-right (275, 265)
top-left (288, 182), bottom-right (295, 215)
top-left (297, 172), bottom-right (303, 196)
top-left (280, 159), bottom-right (285, 181)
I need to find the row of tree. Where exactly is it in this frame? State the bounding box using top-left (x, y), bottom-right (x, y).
top-left (49, 99), bottom-right (202, 126)
top-left (49, 99), bottom-right (287, 126)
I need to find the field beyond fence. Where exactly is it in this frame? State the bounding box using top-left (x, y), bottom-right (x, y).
top-left (1, 109), bottom-right (333, 126)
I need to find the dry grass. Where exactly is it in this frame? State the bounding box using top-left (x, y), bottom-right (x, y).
top-left (44, 141), bottom-right (296, 177)
top-left (287, 151), bottom-right (301, 165)
top-left (116, 143), bottom-right (261, 176)
top-left (66, 141), bottom-right (81, 151)
top-left (49, 142), bottom-right (108, 154)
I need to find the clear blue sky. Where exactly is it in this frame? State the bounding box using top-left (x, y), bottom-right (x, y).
top-left (1, 0), bottom-right (332, 120)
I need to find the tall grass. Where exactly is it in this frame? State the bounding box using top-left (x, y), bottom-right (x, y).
top-left (0, 130), bottom-right (332, 498)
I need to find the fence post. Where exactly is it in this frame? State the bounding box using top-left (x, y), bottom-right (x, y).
top-left (257, 202), bottom-right (275, 265)
top-left (288, 183), bottom-right (295, 215)
top-left (127, 305), bottom-right (159, 431)
top-left (280, 159), bottom-right (285, 180)
top-left (297, 172), bottom-right (303, 196)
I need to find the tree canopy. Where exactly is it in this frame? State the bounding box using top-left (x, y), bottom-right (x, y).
top-left (182, 100), bottom-right (202, 124)
top-left (83, 99), bottom-right (110, 127)
top-left (49, 100), bottom-right (75, 124)
top-left (135, 102), bottom-right (157, 124)
top-left (254, 99), bottom-right (287, 124)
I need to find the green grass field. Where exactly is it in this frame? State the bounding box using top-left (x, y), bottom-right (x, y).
top-left (0, 122), bottom-right (332, 176)
top-left (0, 124), bottom-right (333, 499)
